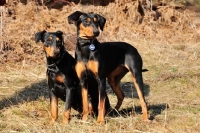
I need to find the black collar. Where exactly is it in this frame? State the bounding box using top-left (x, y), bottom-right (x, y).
top-left (77, 38), bottom-right (99, 51)
top-left (78, 37), bottom-right (95, 46)
top-left (46, 48), bottom-right (67, 73)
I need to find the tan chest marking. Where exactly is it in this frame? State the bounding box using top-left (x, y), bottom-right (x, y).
top-left (55, 75), bottom-right (64, 83)
top-left (87, 60), bottom-right (98, 75)
top-left (75, 61), bottom-right (86, 78)
top-left (75, 61), bottom-right (99, 78)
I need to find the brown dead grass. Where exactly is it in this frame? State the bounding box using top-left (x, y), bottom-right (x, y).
top-left (1, 0), bottom-right (199, 65)
top-left (0, 0), bottom-right (200, 132)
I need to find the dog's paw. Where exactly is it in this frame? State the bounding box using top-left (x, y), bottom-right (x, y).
top-left (49, 119), bottom-right (56, 125)
top-left (63, 119), bottom-right (69, 124)
top-left (82, 114), bottom-right (88, 121)
top-left (96, 117), bottom-right (105, 124)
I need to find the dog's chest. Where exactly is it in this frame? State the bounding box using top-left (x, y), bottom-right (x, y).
top-left (75, 60), bottom-right (99, 78)
top-left (48, 71), bottom-right (65, 84)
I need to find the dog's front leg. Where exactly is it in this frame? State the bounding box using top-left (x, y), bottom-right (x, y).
top-left (81, 79), bottom-right (89, 121)
top-left (49, 91), bottom-right (58, 125)
top-left (96, 78), bottom-right (106, 124)
top-left (63, 87), bottom-right (73, 124)
top-left (75, 62), bottom-right (89, 121)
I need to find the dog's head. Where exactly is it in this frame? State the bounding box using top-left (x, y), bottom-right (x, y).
top-left (68, 11), bottom-right (106, 40)
top-left (35, 30), bottom-right (64, 59)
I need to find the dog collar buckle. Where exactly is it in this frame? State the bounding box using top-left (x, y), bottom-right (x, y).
top-left (89, 44), bottom-right (95, 51)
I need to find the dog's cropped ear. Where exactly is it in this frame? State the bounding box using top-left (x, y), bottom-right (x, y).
top-left (56, 30), bottom-right (63, 36)
top-left (35, 30), bottom-right (46, 43)
top-left (96, 14), bottom-right (106, 31)
top-left (68, 11), bottom-right (85, 24)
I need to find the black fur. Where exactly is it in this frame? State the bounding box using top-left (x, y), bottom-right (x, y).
top-left (35, 30), bottom-right (110, 124)
top-left (68, 11), bottom-right (149, 123)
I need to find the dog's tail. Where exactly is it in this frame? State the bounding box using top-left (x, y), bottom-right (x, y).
top-left (142, 69), bottom-right (148, 72)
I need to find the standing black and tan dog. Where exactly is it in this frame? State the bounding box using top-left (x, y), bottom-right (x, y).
top-left (68, 11), bottom-right (149, 124)
top-left (35, 30), bottom-right (110, 125)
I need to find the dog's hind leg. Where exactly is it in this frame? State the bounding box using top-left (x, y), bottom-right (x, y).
top-left (130, 70), bottom-right (149, 121)
top-left (107, 66), bottom-right (128, 110)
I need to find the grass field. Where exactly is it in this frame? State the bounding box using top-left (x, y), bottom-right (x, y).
top-left (0, 0), bottom-right (200, 132)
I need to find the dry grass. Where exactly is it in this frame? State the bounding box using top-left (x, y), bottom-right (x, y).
top-left (0, 0), bottom-right (200, 132)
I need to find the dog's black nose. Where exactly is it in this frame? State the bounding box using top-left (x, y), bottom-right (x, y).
top-left (54, 50), bottom-right (60, 55)
top-left (93, 31), bottom-right (100, 36)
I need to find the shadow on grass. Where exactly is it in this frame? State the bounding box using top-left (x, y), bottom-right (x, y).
top-left (106, 103), bottom-right (168, 121)
top-left (106, 82), bottom-right (167, 120)
top-left (106, 82), bottom-right (150, 99)
top-left (0, 80), bottom-right (49, 111)
top-left (0, 79), bottom-right (166, 120)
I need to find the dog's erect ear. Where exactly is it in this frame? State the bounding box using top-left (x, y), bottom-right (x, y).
top-left (96, 14), bottom-right (106, 31)
top-left (56, 30), bottom-right (64, 44)
top-left (68, 11), bottom-right (85, 24)
top-left (56, 30), bottom-right (63, 35)
top-left (35, 30), bottom-right (46, 43)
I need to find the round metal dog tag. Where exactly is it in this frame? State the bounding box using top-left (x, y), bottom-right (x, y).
top-left (89, 44), bottom-right (95, 51)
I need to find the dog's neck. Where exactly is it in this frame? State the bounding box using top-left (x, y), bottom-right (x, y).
top-left (77, 37), bottom-right (95, 45)
top-left (46, 46), bottom-right (66, 73)
top-left (77, 37), bottom-right (99, 49)
top-left (76, 37), bottom-right (99, 60)
top-left (75, 38), bottom-right (98, 62)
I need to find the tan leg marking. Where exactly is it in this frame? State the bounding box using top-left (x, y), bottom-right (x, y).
top-left (88, 101), bottom-right (93, 116)
top-left (96, 98), bottom-right (106, 124)
top-left (131, 75), bottom-right (148, 121)
top-left (107, 65), bottom-right (127, 110)
top-left (50, 97), bottom-right (58, 125)
top-left (63, 109), bottom-right (71, 124)
top-left (82, 87), bottom-right (89, 121)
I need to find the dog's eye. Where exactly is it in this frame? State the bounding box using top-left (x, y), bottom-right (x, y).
top-left (46, 39), bottom-right (52, 43)
top-left (84, 20), bottom-right (90, 25)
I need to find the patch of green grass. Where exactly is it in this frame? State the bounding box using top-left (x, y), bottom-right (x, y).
top-left (173, 45), bottom-right (186, 51)
top-left (169, 67), bottom-right (178, 72)
top-left (197, 0), bottom-right (200, 6)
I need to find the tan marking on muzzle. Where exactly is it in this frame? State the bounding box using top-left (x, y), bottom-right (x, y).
top-left (44, 46), bottom-right (55, 57)
top-left (79, 23), bottom-right (94, 39)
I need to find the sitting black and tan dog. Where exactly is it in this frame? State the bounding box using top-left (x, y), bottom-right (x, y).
top-left (35, 30), bottom-right (110, 125)
top-left (68, 11), bottom-right (149, 124)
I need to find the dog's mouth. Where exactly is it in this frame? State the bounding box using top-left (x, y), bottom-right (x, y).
top-left (80, 35), bottom-right (97, 40)
top-left (46, 53), bottom-right (61, 59)
top-left (79, 32), bottom-right (99, 39)
top-left (52, 53), bottom-right (61, 59)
